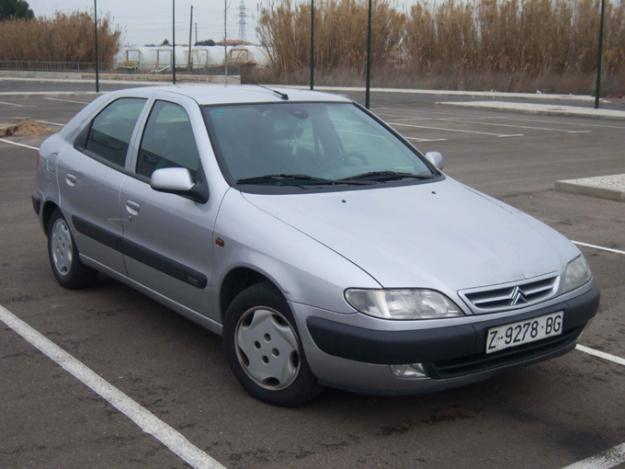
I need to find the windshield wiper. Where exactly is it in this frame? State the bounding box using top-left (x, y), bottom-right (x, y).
top-left (236, 174), bottom-right (370, 186)
top-left (339, 171), bottom-right (434, 182)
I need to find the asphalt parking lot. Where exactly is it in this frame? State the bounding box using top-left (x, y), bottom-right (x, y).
top-left (1, 81), bottom-right (624, 469)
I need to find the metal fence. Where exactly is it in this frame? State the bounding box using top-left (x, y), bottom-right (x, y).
top-left (6, 0), bottom-right (610, 109)
top-left (304, 0), bottom-right (610, 109)
top-left (0, 60), bottom-right (97, 73)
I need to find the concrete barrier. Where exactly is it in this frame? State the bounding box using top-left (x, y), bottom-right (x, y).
top-left (0, 70), bottom-right (240, 84)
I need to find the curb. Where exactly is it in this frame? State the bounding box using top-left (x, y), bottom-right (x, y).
top-left (437, 101), bottom-right (625, 121)
top-left (555, 179), bottom-right (625, 203)
top-left (0, 73), bottom-right (240, 84)
top-left (273, 85), bottom-right (607, 102)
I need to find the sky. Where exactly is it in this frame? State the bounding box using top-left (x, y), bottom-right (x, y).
top-left (26, 0), bottom-right (267, 46)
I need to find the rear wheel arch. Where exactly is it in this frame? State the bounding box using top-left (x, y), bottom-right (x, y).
top-left (46, 208), bottom-right (98, 289)
top-left (42, 201), bottom-right (61, 235)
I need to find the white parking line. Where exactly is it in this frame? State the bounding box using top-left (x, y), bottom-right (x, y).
top-left (562, 442), bottom-right (625, 469)
top-left (472, 115), bottom-right (625, 131)
top-left (377, 107), bottom-right (499, 119)
top-left (0, 304), bottom-right (225, 469)
top-left (379, 111), bottom-right (497, 122)
top-left (0, 91), bottom-right (99, 96)
top-left (576, 345), bottom-right (625, 367)
top-left (404, 136), bottom-right (448, 143)
top-left (573, 241), bottom-right (625, 256)
top-left (0, 138), bottom-right (40, 151)
top-left (381, 113), bottom-right (592, 134)
top-left (37, 119), bottom-right (65, 127)
top-left (44, 96), bottom-right (90, 105)
top-left (0, 100), bottom-right (23, 107)
top-left (388, 121), bottom-right (524, 138)
top-left (443, 119), bottom-right (592, 134)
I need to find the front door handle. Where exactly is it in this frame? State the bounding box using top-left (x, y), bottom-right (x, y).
top-left (125, 200), bottom-right (140, 218)
top-left (65, 173), bottom-right (77, 187)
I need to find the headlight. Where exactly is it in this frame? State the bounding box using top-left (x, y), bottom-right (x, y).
top-left (344, 288), bottom-right (463, 320)
top-left (561, 255), bottom-right (591, 293)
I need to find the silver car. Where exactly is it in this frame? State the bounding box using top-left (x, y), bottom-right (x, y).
top-left (33, 85), bottom-right (599, 406)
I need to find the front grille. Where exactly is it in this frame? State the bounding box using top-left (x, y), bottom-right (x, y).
top-left (460, 274), bottom-right (558, 313)
top-left (427, 327), bottom-right (582, 379)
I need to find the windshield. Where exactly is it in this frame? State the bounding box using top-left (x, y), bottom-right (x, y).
top-left (202, 102), bottom-right (437, 189)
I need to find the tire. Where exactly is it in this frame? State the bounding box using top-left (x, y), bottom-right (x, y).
top-left (223, 282), bottom-right (324, 406)
top-left (47, 209), bottom-right (98, 289)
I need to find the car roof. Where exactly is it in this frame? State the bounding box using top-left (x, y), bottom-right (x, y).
top-left (119, 84), bottom-right (352, 105)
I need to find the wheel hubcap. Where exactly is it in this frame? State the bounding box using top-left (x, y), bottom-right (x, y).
top-left (235, 307), bottom-right (301, 390)
top-left (51, 219), bottom-right (73, 276)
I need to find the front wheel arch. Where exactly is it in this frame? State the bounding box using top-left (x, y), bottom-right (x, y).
top-left (219, 266), bottom-right (283, 322)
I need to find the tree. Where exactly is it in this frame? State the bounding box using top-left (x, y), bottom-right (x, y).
top-left (160, 38), bottom-right (170, 46)
top-left (195, 39), bottom-right (215, 46)
top-left (0, 0), bottom-right (34, 21)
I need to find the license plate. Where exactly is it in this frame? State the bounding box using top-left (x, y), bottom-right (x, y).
top-left (486, 312), bottom-right (564, 354)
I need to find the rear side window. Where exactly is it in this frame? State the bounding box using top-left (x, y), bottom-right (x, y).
top-left (136, 101), bottom-right (201, 179)
top-left (83, 98), bottom-right (146, 168)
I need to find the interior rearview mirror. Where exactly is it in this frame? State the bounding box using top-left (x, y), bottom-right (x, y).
top-left (425, 151), bottom-right (445, 170)
top-left (150, 167), bottom-right (208, 203)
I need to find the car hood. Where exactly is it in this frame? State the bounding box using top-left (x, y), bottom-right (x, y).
top-left (242, 178), bottom-right (577, 292)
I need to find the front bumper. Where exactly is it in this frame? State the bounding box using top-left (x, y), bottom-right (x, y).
top-left (294, 283), bottom-right (599, 395)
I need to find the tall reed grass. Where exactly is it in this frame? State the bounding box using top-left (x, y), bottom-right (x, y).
top-left (256, 0), bottom-right (625, 94)
top-left (0, 12), bottom-right (120, 67)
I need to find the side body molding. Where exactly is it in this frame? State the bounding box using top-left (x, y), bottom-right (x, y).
top-left (72, 216), bottom-right (207, 288)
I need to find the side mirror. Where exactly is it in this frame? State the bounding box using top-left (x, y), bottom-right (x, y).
top-left (150, 167), bottom-right (208, 203)
top-left (425, 151), bottom-right (445, 170)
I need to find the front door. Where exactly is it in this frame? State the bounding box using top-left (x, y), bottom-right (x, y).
top-left (120, 98), bottom-right (215, 313)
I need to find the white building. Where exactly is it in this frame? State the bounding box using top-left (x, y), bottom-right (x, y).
top-left (114, 45), bottom-right (269, 71)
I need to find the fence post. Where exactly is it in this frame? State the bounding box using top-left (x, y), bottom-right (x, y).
top-left (310, 0), bottom-right (315, 90)
top-left (173, 0), bottom-right (177, 84)
top-left (594, 0), bottom-right (606, 109)
top-left (94, 0), bottom-right (100, 92)
top-left (224, 0), bottom-right (228, 83)
top-left (365, 0), bottom-right (372, 109)
top-left (188, 5), bottom-right (194, 71)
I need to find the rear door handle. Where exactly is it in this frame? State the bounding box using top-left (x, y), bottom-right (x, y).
top-left (125, 200), bottom-right (140, 218)
top-left (65, 173), bottom-right (77, 187)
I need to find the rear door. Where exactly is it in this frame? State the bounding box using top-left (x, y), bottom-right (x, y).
top-left (57, 97), bottom-right (147, 273)
top-left (120, 96), bottom-right (216, 314)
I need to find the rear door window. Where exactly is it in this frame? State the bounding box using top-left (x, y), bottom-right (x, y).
top-left (83, 98), bottom-right (147, 169)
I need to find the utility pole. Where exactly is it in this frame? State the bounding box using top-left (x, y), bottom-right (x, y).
top-left (94, 0), bottom-right (99, 92)
top-left (172, 0), bottom-right (176, 84)
top-left (195, 22), bottom-right (198, 45)
top-left (594, 0), bottom-right (606, 109)
top-left (224, 0), bottom-right (228, 83)
top-left (365, 0), bottom-right (372, 108)
top-left (310, 0), bottom-right (314, 90)
top-left (238, 0), bottom-right (247, 42)
top-left (188, 5), bottom-right (193, 71)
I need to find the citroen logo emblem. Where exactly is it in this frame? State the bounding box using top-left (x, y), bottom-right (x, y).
top-left (510, 286), bottom-right (528, 305)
